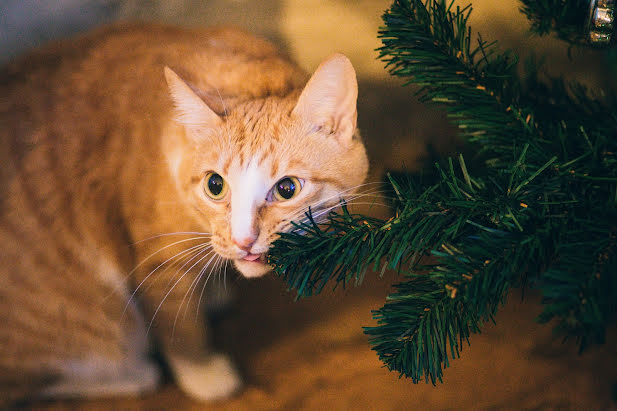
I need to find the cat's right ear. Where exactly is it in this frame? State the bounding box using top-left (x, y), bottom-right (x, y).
top-left (292, 54), bottom-right (358, 147)
top-left (164, 66), bottom-right (222, 131)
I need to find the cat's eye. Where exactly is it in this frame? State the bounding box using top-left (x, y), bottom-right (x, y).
top-left (273, 176), bottom-right (302, 201)
top-left (203, 172), bottom-right (228, 200)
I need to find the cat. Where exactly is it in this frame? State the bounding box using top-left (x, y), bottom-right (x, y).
top-left (0, 23), bottom-right (369, 404)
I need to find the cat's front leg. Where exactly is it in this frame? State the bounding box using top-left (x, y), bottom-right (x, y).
top-left (136, 265), bottom-right (242, 401)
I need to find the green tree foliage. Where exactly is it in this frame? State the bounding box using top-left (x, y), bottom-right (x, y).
top-left (268, 0), bottom-right (617, 384)
top-left (520, 0), bottom-right (590, 44)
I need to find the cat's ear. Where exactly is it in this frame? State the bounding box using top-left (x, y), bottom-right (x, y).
top-left (292, 54), bottom-right (358, 146)
top-left (164, 66), bottom-right (222, 130)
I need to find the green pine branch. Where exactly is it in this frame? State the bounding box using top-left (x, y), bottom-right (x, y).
top-left (269, 0), bottom-right (617, 385)
top-left (378, 0), bottom-right (523, 156)
top-left (519, 0), bottom-right (590, 45)
top-left (538, 220), bottom-right (617, 350)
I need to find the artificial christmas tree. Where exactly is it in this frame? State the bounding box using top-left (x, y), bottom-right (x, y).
top-left (269, 0), bottom-right (617, 385)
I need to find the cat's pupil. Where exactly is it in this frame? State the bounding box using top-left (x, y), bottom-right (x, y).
top-left (208, 174), bottom-right (224, 196)
top-left (277, 178), bottom-right (296, 199)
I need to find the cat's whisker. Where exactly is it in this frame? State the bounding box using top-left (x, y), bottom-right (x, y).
top-left (309, 196), bottom-right (390, 215)
top-left (147, 249), bottom-right (217, 336)
top-left (210, 257), bottom-right (227, 305)
top-left (121, 242), bottom-right (212, 320)
top-left (125, 242), bottom-right (211, 304)
top-left (289, 198), bottom-right (390, 234)
top-left (282, 188), bottom-right (389, 223)
top-left (195, 257), bottom-right (228, 321)
top-left (184, 253), bottom-right (221, 321)
top-left (203, 256), bottom-right (224, 296)
top-left (328, 182), bottom-right (389, 200)
top-left (311, 192), bottom-right (388, 215)
top-left (136, 244), bottom-right (214, 314)
top-left (156, 245), bottom-right (217, 336)
top-left (215, 257), bottom-right (223, 289)
top-left (196, 257), bottom-right (217, 320)
top-left (124, 236), bottom-right (212, 280)
top-left (173, 251), bottom-right (219, 337)
top-left (295, 183), bottom-right (385, 212)
top-left (283, 191), bottom-right (389, 229)
top-left (213, 256), bottom-right (225, 289)
top-left (302, 201), bottom-right (391, 224)
top-left (131, 232), bottom-right (212, 245)
top-left (145, 243), bottom-right (213, 294)
top-left (160, 243), bottom-right (212, 274)
top-left (223, 259), bottom-right (229, 291)
top-left (286, 183), bottom-right (382, 214)
top-left (107, 236), bottom-right (213, 302)
top-left (331, 181), bottom-right (384, 194)
top-left (185, 253), bottom-right (224, 320)
top-left (161, 244), bottom-right (214, 290)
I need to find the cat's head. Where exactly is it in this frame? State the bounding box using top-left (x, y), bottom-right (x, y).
top-left (164, 54), bottom-right (368, 278)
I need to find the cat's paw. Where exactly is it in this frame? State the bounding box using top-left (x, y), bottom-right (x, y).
top-left (168, 353), bottom-right (242, 402)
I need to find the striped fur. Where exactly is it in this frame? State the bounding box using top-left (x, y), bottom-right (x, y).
top-left (0, 23), bottom-right (368, 403)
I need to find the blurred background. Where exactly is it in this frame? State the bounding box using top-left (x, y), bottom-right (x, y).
top-left (3, 0), bottom-right (616, 409)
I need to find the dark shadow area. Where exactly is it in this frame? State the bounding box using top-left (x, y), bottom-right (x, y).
top-left (358, 79), bottom-right (460, 179)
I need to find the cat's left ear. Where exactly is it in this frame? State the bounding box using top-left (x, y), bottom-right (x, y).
top-left (292, 54), bottom-right (358, 146)
top-left (164, 66), bottom-right (222, 131)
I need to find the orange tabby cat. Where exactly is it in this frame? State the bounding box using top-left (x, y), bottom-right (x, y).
top-left (0, 23), bottom-right (368, 404)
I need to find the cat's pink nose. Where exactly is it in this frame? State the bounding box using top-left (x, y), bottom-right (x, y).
top-left (232, 235), bottom-right (257, 251)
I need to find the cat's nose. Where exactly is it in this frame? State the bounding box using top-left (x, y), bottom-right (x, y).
top-left (232, 234), bottom-right (257, 251)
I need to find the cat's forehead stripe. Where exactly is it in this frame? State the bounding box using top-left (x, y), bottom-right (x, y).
top-left (222, 156), bottom-right (232, 176)
top-left (237, 99), bottom-right (287, 142)
top-left (310, 176), bottom-right (342, 187)
top-left (246, 99), bottom-right (266, 134)
top-left (287, 158), bottom-right (308, 170)
top-left (269, 159), bottom-right (279, 179)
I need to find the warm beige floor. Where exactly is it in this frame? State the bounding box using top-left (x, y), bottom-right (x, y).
top-left (23, 273), bottom-right (617, 410)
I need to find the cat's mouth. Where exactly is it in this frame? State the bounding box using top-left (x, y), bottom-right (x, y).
top-left (241, 252), bottom-right (267, 263)
top-left (234, 252), bottom-right (271, 278)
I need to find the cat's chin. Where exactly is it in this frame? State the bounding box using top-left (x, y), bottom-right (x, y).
top-left (233, 258), bottom-right (272, 278)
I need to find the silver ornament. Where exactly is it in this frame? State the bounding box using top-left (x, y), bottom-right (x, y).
top-left (588, 0), bottom-right (616, 44)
